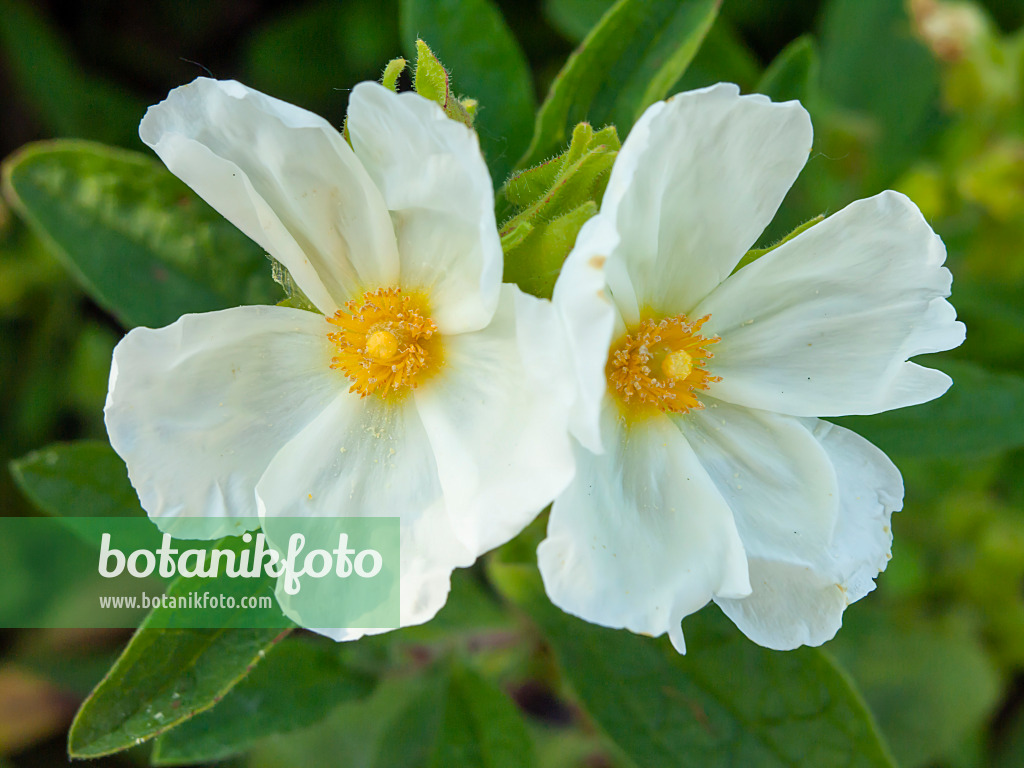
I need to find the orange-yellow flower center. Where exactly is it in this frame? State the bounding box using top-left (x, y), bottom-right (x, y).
top-left (326, 287), bottom-right (440, 398)
top-left (607, 314), bottom-right (720, 415)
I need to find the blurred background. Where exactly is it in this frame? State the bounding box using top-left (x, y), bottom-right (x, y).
top-left (2, 0), bottom-right (1024, 766)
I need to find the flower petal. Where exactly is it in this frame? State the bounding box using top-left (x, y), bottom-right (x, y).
top-left (347, 82), bottom-right (502, 334)
top-left (414, 285), bottom-right (575, 554)
top-left (254, 392), bottom-right (475, 636)
top-left (104, 305), bottom-right (341, 539)
top-left (139, 77), bottom-right (399, 314)
top-left (550, 215), bottom-right (620, 453)
top-left (697, 190), bottom-right (966, 416)
top-left (538, 407), bottom-right (750, 654)
top-left (599, 83), bottom-right (812, 323)
top-left (714, 419), bottom-right (903, 650)
top-left (680, 398), bottom-right (839, 568)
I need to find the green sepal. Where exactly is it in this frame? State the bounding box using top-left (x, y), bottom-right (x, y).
top-left (271, 258), bottom-right (319, 313)
top-left (343, 58), bottom-right (410, 147)
top-left (734, 213), bottom-right (825, 273)
top-left (381, 57), bottom-right (407, 91)
top-left (500, 122), bottom-right (620, 298)
top-left (413, 39), bottom-right (474, 128)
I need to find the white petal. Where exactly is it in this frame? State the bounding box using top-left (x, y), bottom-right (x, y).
top-left (697, 190), bottom-right (966, 416)
top-left (600, 84), bottom-right (812, 322)
top-left (140, 78), bottom-right (399, 314)
top-left (254, 392), bottom-right (475, 634)
top-left (715, 419), bottom-right (903, 650)
top-left (680, 398), bottom-right (839, 568)
top-left (414, 285), bottom-right (575, 554)
top-left (550, 215), bottom-right (620, 453)
top-left (347, 83), bottom-right (502, 334)
top-left (104, 305), bottom-right (341, 539)
top-left (538, 407), bottom-right (750, 654)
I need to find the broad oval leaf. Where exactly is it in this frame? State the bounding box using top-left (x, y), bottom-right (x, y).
top-left (519, 0), bottom-right (720, 169)
top-left (68, 578), bottom-right (291, 758)
top-left (373, 659), bottom-right (535, 768)
top-left (10, 440), bottom-right (142, 518)
top-left (2, 140), bottom-right (280, 329)
top-left (490, 563), bottom-right (896, 768)
top-left (150, 637), bottom-right (374, 765)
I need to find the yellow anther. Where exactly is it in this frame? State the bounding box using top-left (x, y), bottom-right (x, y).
top-left (607, 314), bottom-right (720, 415)
top-left (326, 287), bottom-right (440, 398)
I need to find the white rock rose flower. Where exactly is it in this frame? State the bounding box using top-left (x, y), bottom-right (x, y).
top-left (540, 83), bottom-right (966, 653)
top-left (104, 77), bottom-right (575, 637)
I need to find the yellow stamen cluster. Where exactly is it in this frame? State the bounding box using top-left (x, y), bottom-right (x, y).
top-left (607, 314), bottom-right (720, 414)
top-left (327, 287), bottom-right (439, 398)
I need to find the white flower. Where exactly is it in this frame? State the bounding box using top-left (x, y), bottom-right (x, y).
top-left (105, 78), bottom-right (575, 637)
top-left (539, 83), bottom-right (966, 653)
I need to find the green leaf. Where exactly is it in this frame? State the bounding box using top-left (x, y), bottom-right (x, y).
top-left (757, 35), bottom-right (819, 104)
top-left (834, 360), bottom-right (1024, 458)
top-left (830, 610), bottom-right (1001, 768)
top-left (673, 19), bottom-right (762, 93)
top-left (818, 0), bottom-right (941, 186)
top-left (373, 660), bottom-right (535, 768)
top-left (543, 0), bottom-right (614, 43)
top-left (0, 0), bottom-right (144, 147)
top-left (490, 563), bottom-right (896, 768)
top-left (10, 440), bottom-right (141, 518)
top-left (400, 0), bottom-right (536, 184)
top-left (68, 621), bottom-right (290, 758)
top-left (151, 637), bottom-right (374, 765)
top-left (247, 675), bottom-right (433, 768)
top-left (519, 0), bottom-right (720, 170)
top-left (430, 663), bottom-right (535, 768)
top-left (2, 140), bottom-right (280, 329)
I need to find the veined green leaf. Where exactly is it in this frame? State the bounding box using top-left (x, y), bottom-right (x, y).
top-left (519, 0), bottom-right (720, 169)
top-left (68, 619), bottom-right (290, 758)
top-left (400, 0), bottom-right (536, 185)
top-left (2, 140), bottom-right (280, 329)
top-left (10, 440), bottom-right (142, 518)
top-left (151, 637), bottom-right (374, 765)
top-left (490, 563), bottom-right (896, 768)
top-left (373, 659), bottom-right (534, 768)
